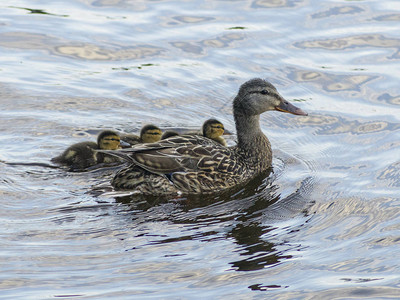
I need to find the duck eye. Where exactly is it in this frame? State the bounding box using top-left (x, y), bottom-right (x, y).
top-left (260, 90), bottom-right (270, 95)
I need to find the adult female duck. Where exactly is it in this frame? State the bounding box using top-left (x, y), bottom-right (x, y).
top-left (106, 78), bottom-right (307, 195)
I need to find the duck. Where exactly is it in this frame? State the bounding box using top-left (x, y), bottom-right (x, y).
top-left (103, 78), bottom-right (307, 195)
top-left (161, 119), bottom-right (227, 146)
top-left (120, 124), bottom-right (162, 147)
top-left (51, 130), bottom-right (124, 170)
top-left (201, 118), bottom-right (227, 146)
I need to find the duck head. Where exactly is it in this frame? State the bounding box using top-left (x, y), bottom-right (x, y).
top-left (202, 119), bottom-right (225, 139)
top-left (233, 78), bottom-right (307, 117)
top-left (97, 130), bottom-right (123, 150)
top-left (140, 124), bottom-right (162, 143)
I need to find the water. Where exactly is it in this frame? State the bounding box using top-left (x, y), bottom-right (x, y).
top-left (1, 0), bottom-right (399, 298)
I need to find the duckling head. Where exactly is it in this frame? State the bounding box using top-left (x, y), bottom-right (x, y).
top-left (202, 119), bottom-right (225, 139)
top-left (140, 124), bottom-right (162, 143)
top-left (97, 130), bottom-right (121, 150)
top-left (233, 78), bottom-right (307, 117)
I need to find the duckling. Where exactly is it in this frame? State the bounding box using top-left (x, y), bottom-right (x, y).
top-left (51, 130), bottom-right (123, 170)
top-left (161, 119), bottom-right (226, 145)
top-left (201, 118), bottom-right (227, 146)
top-left (102, 78), bottom-right (307, 195)
top-left (120, 124), bottom-right (162, 146)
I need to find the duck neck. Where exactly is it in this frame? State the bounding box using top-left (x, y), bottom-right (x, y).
top-left (234, 112), bottom-right (272, 164)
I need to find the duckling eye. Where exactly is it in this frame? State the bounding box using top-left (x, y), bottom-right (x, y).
top-left (260, 90), bottom-right (270, 95)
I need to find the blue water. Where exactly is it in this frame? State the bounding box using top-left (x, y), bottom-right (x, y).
top-left (0, 0), bottom-right (399, 298)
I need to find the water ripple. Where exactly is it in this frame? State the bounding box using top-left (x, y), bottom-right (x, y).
top-left (1, 0), bottom-right (400, 298)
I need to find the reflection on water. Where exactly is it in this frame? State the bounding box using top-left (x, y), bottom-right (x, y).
top-left (289, 69), bottom-right (377, 93)
top-left (112, 171), bottom-right (314, 273)
top-left (229, 223), bottom-right (285, 272)
top-left (295, 34), bottom-right (400, 53)
top-left (1, 0), bottom-right (400, 298)
top-left (56, 44), bottom-right (165, 61)
top-left (311, 6), bottom-right (364, 19)
top-left (377, 162), bottom-right (400, 187)
top-left (378, 92), bottom-right (400, 105)
top-left (295, 114), bottom-right (399, 136)
top-left (252, 0), bottom-right (300, 9)
top-left (0, 31), bottom-right (165, 61)
top-left (10, 6), bottom-right (69, 17)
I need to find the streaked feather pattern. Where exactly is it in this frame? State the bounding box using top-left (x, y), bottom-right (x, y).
top-left (104, 78), bottom-right (307, 195)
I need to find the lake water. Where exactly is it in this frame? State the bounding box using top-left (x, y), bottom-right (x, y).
top-left (1, 0), bottom-right (399, 299)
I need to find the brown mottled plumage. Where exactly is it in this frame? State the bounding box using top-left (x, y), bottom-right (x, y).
top-left (120, 124), bottom-right (162, 146)
top-left (51, 130), bottom-right (123, 170)
top-left (104, 78), bottom-right (307, 195)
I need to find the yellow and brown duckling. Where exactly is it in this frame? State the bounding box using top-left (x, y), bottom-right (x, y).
top-left (102, 78), bottom-right (307, 195)
top-left (201, 118), bottom-right (227, 146)
top-left (120, 124), bottom-right (162, 147)
top-left (51, 130), bottom-right (124, 170)
top-left (161, 119), bottom-right (226, 146)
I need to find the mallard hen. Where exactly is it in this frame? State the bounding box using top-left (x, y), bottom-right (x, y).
top-left (51, 130), bottom-right (124, 170)
top-left (104, 78), bottom-right (307, 195)
top-left (121, 124), bottom-right (162, 146)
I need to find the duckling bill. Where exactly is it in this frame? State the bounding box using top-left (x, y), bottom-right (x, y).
top-left (51, 130), bottom-right (124, 170)
top-left (104, 78), bottom-right (307, 195)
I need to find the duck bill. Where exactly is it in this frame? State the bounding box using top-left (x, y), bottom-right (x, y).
top-left (119, 140), bottom-right (131, 148)
top-left (275, 100), bottom-right (308, 116)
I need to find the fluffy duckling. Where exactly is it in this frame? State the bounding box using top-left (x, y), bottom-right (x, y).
top-left (51, 130), bottom-right (123, 170)
top-left (103, 78), bottom-right (307, 195)
top-left (201, 119), bottom-right (227, 146)
top-left (161, 119), bottom-right (226, 146)
top-left (121, 124), bottom-right (162, 146)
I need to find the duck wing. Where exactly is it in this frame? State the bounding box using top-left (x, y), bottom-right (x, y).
top-left (101, 135), bottom-right (232, 175)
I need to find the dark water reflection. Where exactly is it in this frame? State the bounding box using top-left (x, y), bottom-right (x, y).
top-left (1, 0), bottom-right (400, 298)
top-left (112, 171), bottom-right (314, 273)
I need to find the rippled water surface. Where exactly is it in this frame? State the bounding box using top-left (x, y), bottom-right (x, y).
top-left (1, 0), bottom-right (400, 298)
